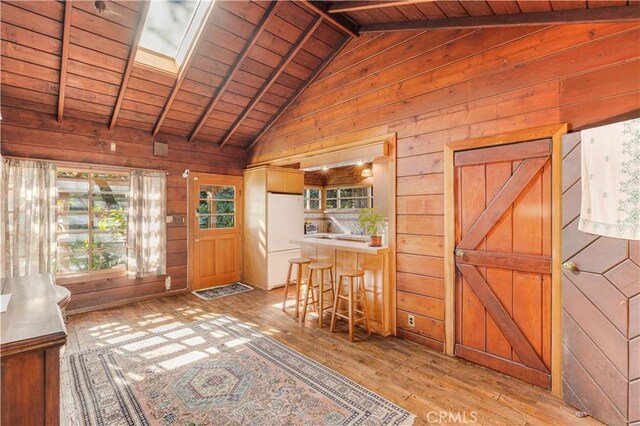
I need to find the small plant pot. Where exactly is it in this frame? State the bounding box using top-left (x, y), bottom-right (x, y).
top-left (369, 235), bottom-right (382, 247)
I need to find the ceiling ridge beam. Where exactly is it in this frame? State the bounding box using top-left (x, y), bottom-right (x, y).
top-left (151, 1), bottom-right (218, 137)
top-left (219, 17), bottom-right (323, 149)
top-left (329, 0), bottom-right (436, 14)
top-left (360, 5), bottom-right (640, 33)
top-left (300, 0), bottom-right (359, 37)
top-left (109, 1), bottom-right (151, 130)
top-left (57, 0), bottom-right (73, 123)
top-left (247, 35), bottom-right (351, 151)
top-left (188, 1), bottom-right (279, 143)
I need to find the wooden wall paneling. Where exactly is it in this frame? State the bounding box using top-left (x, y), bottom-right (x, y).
top-left (0, 105), bottom-right (246, 313)
top-left (358, 5), bottom-right (640, 33)
top-left (259, 23), bottom-right (636, 148)
top-left (561, 132), bottom-right (638, 424)
top-left (187, 2), bottom-right (279, 143)
top-left (247, 34), bottom-right (351, 150)
top-left (299, 0), bottom-right (359, 37)
top-left (57, 0), bottom-right (72, 122)
top-left (109, 2), bottom-right (150, 129)
top-left (219, 18), bottom-right (323, 148)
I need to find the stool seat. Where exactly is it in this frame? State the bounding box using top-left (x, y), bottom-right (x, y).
top-left (309, 262), bottom-right (333, 270)
top-left (289, 257), bottom-right (311, 265)
top-left (341, 269), bottom-right (364, 277)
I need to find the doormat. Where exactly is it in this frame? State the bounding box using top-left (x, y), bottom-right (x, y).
top-left (192, 282), bottom-right (253, 300)
top-left (64, 316), bottom-right (415, 425)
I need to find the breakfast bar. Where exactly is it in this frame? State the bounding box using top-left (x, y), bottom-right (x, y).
top-left (290, 235), bottom-right (393, 336)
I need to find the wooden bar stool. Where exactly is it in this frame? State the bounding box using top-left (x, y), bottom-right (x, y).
top-left (330, 269), bottom-right (372, 342)
top-left (282, 257), bottom-right (311, 318)
top-left (301, 262), bottom-right (335, 327)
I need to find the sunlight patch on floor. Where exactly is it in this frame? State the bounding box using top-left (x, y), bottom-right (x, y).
top-left (164, 327), bottom-right (195, 339)
top-left (88, 322), bottom-right (120, 331)
top-left (159, 351), bottom-right (208, 370)
top-left (149, 322), bottom-right (184, 333)
top-left (105, 331), bottom-right (148, 344)
top-left (120, 336), bottom-right (168, 352)
top-left (141, 343), bottom-right (186, 360)
top-left (182, 336), bottom-right (207, 346)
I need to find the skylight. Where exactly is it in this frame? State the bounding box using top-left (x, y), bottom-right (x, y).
top-left (138, 0), bottom-right (212, 69)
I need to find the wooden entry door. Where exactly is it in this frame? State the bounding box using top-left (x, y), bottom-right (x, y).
top-left (190, 173), bottom-right (242, 290)
top-left (454, 139), bottom-right (552, 389)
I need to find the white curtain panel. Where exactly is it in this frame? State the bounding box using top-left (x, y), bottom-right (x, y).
top-left (1, 158), bottom-right (57, 278)
top-left (127, 170), bottom-right (166, 279)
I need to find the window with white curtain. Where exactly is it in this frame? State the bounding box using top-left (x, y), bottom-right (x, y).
top-left (56, 168), bottom-right (130, 276)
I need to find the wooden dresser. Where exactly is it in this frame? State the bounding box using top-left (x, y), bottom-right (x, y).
top-left (1, 274), bottom-right (69, 425)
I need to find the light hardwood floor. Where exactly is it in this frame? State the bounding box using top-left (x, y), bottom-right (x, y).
top-left (65, 287), bottom-right (600, 426)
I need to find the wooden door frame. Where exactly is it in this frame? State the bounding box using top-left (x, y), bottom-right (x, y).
top-left (443, 123), bottom-right (567, 397)
top-left (188, 172), bottom-right (244, 290)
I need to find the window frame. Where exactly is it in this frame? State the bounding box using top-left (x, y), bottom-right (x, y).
top-left (303, 186), bottom-right (323, 212)
top-left (135, 0), bottom-right (212, 73)
top-left (324, 184), bottom-right (373, 211)
top-left (196, 184), bottom-right (237, 231)
top-left (56, 167), bottom-right (130, 281)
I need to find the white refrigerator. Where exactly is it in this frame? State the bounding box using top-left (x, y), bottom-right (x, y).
top-left (266, 193), bottom-right (304, 289)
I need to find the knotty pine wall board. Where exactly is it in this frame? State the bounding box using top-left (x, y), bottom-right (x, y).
top-left (250, 23), bottom-right (640, 350)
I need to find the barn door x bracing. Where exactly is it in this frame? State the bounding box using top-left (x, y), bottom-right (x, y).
top-left (453, 139), bottom-right (553, 389)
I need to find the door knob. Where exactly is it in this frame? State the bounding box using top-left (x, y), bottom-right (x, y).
top-left (195, 238), bottom-right (200, 243)
top-left (562, 261), bottom-right (578, 271)
top-left (455, 249), bottom-right (465, 258)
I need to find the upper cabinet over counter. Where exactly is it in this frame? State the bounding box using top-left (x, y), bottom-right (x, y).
top-left (260, 167), bottom-right (304, 195)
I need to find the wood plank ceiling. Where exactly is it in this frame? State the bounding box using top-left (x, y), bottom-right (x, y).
top-left (1, 0), bottom-right (636, 151)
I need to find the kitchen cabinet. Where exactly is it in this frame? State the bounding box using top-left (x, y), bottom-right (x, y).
top-left (266, 168), bottom-right (304, 194)
top-left (243, 166), bottom-right (305, 290)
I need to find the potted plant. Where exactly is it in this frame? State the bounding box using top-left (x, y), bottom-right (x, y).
top-left (358, 208), bottom-right (386, 247)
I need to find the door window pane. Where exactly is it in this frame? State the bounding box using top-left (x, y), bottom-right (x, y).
top-left (199, 214), bottom-right (235, 229)
top-left (198, 184), bottom-right (236, 230)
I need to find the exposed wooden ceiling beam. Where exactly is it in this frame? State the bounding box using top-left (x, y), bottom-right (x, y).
top-left (57, 0), bottom-right (73, 123)
top-left (219, 18), bottom-right (323, 148)
top-left (109, 1), bottom-right (150, 130)
top-left (359, 5), bottom-right (640, 33)
top-left (299, 0), bottom-right (359, 37)
top-left (247, 35), bottom-right (351, 151)
top-left (328, 0), bottom-right (435, 14)
top-left (152, 1), bottom-right (217, 137)
top-left (188, 2), bottom-right (279, 143)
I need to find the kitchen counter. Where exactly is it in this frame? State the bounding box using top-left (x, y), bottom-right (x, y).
top-left (291, 236), bottom-right (393, 336)
top-left (291, 235), bottom-right (389, 254)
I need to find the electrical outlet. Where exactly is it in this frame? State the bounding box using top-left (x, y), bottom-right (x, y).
top-left (110, 142), bottom-right (116, 152)
top-left (165, 276), bottom-right (171, 291)
top-left (407, 314), bottom-right (416, 328)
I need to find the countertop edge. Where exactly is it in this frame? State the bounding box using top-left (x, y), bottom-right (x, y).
top-left (290, 238), bottom-right (390, 254)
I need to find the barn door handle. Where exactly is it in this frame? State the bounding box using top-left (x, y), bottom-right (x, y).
top-left (454, 249), bottom-right (465, 258)
top-left (562, 261), bottom-right (578, 271)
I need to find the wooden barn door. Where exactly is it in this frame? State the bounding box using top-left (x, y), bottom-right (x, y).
top-left (453, 139), bottom-right (553, 389)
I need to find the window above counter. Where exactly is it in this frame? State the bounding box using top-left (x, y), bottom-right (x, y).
top-left (304, 185), bottom-right (373, 212)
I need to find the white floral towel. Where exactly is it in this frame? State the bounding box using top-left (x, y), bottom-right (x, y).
top-left (579, 118), bottom-right (640, 240)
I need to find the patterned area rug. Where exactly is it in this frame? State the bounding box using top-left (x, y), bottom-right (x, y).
top-left (192, 282), bottom-right (253, 300)
top-left (65, 316), bottom-right (415, 425)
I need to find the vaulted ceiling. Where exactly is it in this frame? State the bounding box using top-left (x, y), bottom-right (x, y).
top-left (1, 0), bottom-right (636, 151)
